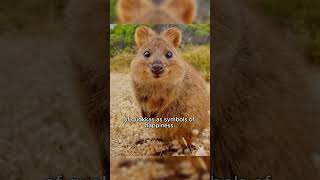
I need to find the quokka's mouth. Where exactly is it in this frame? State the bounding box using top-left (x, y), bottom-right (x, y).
top-left (151, 69), bottom-right (164, 75)
top-left (152, 74), bottom-right (161, 78)
top-left (151, 72), bottom-right (168, 79)
top-left (150, 69), bottom-right (170, 79)
top-left (150, 69), bottom-right (165, 79)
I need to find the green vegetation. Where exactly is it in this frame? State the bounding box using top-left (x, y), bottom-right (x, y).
top-left (254, 0), bottom-right (320, 63)
top-left (110, 25), bottom-right (139, 57)
top-left (110, 0), bottom-right (117, 23)
top-left (110, 24), bottom-right (210, 57)
top-left (110, 45), bottom-right (210, 81)
top-left (186, 24), bottom-right (210, 36)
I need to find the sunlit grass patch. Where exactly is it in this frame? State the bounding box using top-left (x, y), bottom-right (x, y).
top-left (181, 45), bottom-right (210, 81)
top-left (110, 52), bottom-right (134, 73)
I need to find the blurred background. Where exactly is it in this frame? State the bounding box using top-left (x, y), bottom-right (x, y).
top-left (0, 0), bottom-right (67, 35)
top-left (213, 0), bottom-right (320, 178)
top-left (252, 0), bottom-right (320, 64)
top-left (111, 156), bottom-right (210, 180)
top-left (110, 0), bottom-right (211, 24)
top-left (0, 0), bottom-right (103, 179)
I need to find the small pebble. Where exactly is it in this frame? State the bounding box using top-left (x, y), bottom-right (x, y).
top-left (137, 161), bottom-right (144, 166)
top-left (172, 144), bottom-right (181, 150)
top-left (172, 140), bottom-right (179, 145)
top-left (180, 167), bottom-right (195, 176)
top-left (172, 152), bottom-right (179, 156)
top-left (190, 174), bottom-right (199, 180)
top-left (203, 139), bottom-right (210, 146)
top-left (192, 129), bottom-right (199, 135)
top-left (195, 146), bottom-right (207, 156)
top-left (184, 148), bottom-right (191, 154)
top-left (179, 161), bottom-right (192, 169)
top-left (120, 167), bottom-right (128, 174)
top-left (202, 173), bottom-right (210, 180)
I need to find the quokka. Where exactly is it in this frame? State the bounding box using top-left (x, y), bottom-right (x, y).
top-left (117, 0), bottom-right (196, 24)
top-left (131, 26), bottom-right (210, 144)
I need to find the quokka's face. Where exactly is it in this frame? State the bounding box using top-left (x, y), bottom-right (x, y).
top-left (131, 26), bottom-right (185, 84)
top-left (117, 0), bottom-right (196, 24)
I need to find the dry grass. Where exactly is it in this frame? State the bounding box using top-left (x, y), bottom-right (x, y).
top-left (110, 73), bottom-right (210, 156)
top-left (181, 45), bottom-right (210, 80)
top-left (110, 52), bottom-right (135, 73)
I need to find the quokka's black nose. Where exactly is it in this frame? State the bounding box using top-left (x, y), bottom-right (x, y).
top-left (151, 61), bottom-right (164, 75)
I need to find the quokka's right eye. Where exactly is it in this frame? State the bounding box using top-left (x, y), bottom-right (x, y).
top-left (144, 51), bottom-right (151, 58)
top-left (165, 51), bottom-right (173, 59)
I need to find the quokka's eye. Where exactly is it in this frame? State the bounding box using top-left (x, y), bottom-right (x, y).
top-left (165, 51), bottom-right (173, 59)
top-left (144, 51), bottom-right (151, 58)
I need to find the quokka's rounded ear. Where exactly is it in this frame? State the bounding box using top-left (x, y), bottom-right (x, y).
top-left (162, 0), bottom-right (196, 23)
top-left (162, 28), bottom-right (182, 48)
top-left (117, 0), bottom-right (153, 23)
top-left (135, 26), bottom-right (156, 48)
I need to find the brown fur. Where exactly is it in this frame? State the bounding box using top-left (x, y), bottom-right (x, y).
top-left (131, 26), bottom-right (209, 143)
top-left (117, 0), bottom-right (196, 24)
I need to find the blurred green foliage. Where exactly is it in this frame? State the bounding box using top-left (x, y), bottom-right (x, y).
top-left (110, 25), bottom-right (139, 56)
top-left (186, 24), bottom-right (210, 36)
top-left (254, 0), bottom-right (320, 63)
top-left (110, 0), bottom-right (117, 23)
top-left (110, 24), bottom-right (210, 57)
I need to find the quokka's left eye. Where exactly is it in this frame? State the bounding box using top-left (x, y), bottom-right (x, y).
top-left (165, 51), bottom-right (173, 59)
top-left (144, 51), bottom-right (151, 58)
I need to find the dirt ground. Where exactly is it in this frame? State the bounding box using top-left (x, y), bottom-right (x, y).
top-left (110, 73), bottom-right (210, 157)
